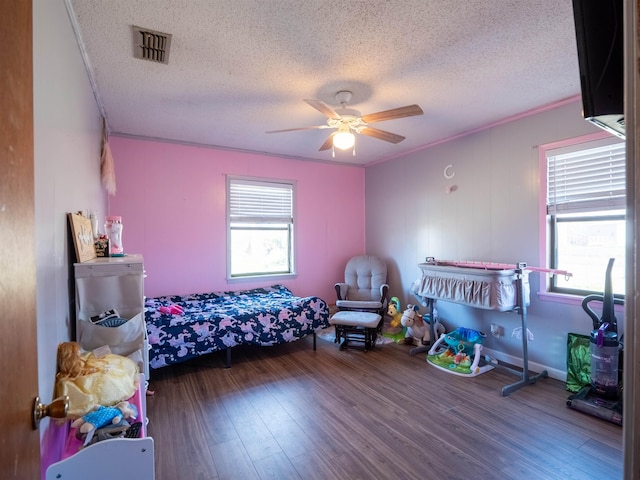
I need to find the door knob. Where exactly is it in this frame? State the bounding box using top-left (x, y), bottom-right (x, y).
top-left (32, 395), bottom-right (69, 430)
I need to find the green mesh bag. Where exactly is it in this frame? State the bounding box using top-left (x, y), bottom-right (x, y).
top-left (566, 333), bottom-right (591, 393)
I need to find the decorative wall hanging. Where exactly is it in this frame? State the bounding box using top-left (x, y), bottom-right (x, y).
top-left (68, 212), bottom-right (97, 263)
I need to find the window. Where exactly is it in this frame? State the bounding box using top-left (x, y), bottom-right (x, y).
top-left (227, 176), bottom-right (295, 279)
top-left (545, 137), bottom-right (625, 296)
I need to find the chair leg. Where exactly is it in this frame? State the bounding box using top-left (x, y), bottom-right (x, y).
top-left (332, 324), bottom-right (380, 351)
top-left (363, 327), bottom-right (377, 352)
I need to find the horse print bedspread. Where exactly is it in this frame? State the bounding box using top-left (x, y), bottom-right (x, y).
top-left (145, 285), bottom-right (330, 369)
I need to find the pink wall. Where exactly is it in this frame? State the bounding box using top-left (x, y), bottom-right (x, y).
top-left (107, 136), bottom-right (365, 302)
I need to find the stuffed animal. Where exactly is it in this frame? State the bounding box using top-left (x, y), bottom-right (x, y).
top-left (387, 297), bottom-right (403, 328)
top-left (71, 401), bottom-right (138, 434)
top-left (400, 305), bottom-right (430, 345)
top-left (401, 304), bottom-right (445, 345)
top-left (158, 304), bottom-right (184, 315)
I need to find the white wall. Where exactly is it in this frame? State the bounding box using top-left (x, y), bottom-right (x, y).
top-left (365, 101), bottom-right (624, 379)
top-left (33, 0), bottom-right (104, 404)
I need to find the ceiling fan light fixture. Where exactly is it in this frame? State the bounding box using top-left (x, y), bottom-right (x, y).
top-left (333, 130), bottom-right (355, 150)
top-left (266, 94), bottom-right (423, 156)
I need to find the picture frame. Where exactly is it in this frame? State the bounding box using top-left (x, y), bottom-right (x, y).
top-left (94, 236), bottom-right (109, 257)
top-left (68, 212), bottom-right (97, 263)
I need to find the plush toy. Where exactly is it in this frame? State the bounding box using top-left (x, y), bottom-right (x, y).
top-left (71, 401), bottom-right (138, 434)
top-left (387, 297), bottom-right (403, 328)
top-left (400, 304), bottom-right (446, 346)
top-left (400, 304), bottom-right (429, 345)
top-left (158, 304), bottom-right (184, 315)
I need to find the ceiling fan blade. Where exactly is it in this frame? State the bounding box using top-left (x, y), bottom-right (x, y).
top-left (265, 125), bottom-right (330, 134)
top-left (304, 99), bottom-right (341, 120)
top-left (319, 132), bottom-right (336, 151)
top-left (361, 104), bottom-right (424, 124)
top-left (359, 127), bottom-right (406, 144)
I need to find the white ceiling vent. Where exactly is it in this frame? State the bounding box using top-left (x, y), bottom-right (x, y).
top-left (132, 26), bottom-right (172, 64)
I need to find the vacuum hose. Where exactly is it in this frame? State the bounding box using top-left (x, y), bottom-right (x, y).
top-left (581, 258), bottom-right (622, 333)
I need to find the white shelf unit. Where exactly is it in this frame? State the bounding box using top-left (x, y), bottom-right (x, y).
top-left (44, 375), bottom-right (154, 480)
top-left (74, 254), bottom-right (149, 379)
top-left (45, 255), bottom-right (156, 479)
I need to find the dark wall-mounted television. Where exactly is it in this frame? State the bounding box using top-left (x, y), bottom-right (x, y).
top-left (572, 0), bottom-right (624, 138)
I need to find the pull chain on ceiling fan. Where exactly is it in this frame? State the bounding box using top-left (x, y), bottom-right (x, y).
top-left (266, 90), bottom-right (424, 155)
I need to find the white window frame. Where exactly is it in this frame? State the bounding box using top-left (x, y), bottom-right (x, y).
top-left (538, 131), bottom-right (625, 303)
top-left (226, 175), bottom-right (296, 281)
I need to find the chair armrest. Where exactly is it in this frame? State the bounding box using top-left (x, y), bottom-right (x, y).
top-left (335, 283), bottom-right (349, 300)
top-left (379, 284), bottom-right (389, 302)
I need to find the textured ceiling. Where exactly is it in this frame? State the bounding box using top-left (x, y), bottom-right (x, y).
top-left (67, 0), bottom-right (581, 166)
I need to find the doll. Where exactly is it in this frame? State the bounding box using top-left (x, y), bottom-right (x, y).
top-left (71, 401), bottom-right (138, 434)
top-left (55, 341), bottom-right (101, 379)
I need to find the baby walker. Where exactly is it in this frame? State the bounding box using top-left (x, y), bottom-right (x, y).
top-left (566, 258), bottom-right (623, 425)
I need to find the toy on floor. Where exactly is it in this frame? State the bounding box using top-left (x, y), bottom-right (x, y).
top-left (400, 305), bottom-right (428, 345)
top-left (380, 296), bottom-right (406, 343)
top-left (387, 297), bottom-right (403, 328)
top-left (400, 304), bottom-right (445, 346)
top-left (71, 401), bottom-right (138, 434)
top-left (427, 327), bottom-right (494, 377)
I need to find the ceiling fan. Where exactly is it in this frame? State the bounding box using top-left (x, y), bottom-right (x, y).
top-left (266, 90), bottom-right (424, 154)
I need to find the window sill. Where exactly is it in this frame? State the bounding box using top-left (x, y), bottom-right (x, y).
top-left (226, 272), bottom-right (297, 284)
top-left (537, 291), bottom-right (583, 306)
top-left (537, 291), bottom-right (625, 313)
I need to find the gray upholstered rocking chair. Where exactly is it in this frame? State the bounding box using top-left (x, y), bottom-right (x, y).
top-left (330, 256), bottom-right (389, 350)
top-left (334, 255), bottom-right (389, 317)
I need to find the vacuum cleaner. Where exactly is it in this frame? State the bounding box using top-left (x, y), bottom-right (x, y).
top-left (566, 258), bottom-right (624, 425)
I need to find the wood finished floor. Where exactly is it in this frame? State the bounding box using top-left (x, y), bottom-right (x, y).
top-left (146, 329), bottom-right (622, 480)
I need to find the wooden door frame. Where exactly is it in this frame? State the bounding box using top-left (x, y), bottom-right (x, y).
top-left (623, 1), bottom-right (640, 478)
top-left (0, 0), bottom-right (40, 477)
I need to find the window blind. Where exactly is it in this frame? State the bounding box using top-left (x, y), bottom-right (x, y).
top-left (228, 178), bottom-right (293, 224)
top-left (547, 141), bottom-right (625, 214)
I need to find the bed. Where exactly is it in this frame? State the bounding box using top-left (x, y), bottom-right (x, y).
top-left (144, 284), bottom-right (330, 369)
